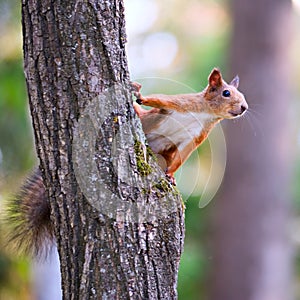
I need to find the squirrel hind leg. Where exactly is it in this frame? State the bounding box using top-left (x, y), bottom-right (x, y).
top-left (165, 172), bottom-right (177, 186)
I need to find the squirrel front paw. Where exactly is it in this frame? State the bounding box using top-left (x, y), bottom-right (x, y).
top-left (130, 82), bottom-right (143, 104)
top-left (131, 81), bottom-right (142, 92)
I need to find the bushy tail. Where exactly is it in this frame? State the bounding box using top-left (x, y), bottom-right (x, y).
top-left (5, 169), bottom-right (54, 256)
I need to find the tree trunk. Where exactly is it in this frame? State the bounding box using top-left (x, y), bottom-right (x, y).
top-left (209, 0), bottom-right (293, 300)
top-left (22, 0), bottom-right (184, 299)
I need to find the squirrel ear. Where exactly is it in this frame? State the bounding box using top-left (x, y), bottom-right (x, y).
top-left (230, 75), bottom-right (239, 88)
top-left (208, 68), bottom-right (222, 89)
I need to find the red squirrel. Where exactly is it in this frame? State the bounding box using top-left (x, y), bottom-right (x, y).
top-left (132, 68), bottom-right (248, 185)
top-left (6, 68), bottom-right (247, 255)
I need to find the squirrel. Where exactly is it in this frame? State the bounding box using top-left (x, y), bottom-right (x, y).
top-left (6, 68), bottom-right (247, 255)
top-left (132, 68), bottom-right (248, 184)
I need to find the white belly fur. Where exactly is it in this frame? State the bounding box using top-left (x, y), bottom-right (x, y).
top-left (146, 111), bottom-right (213, 153)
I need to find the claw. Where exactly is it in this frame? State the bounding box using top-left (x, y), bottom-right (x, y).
top-left (165, 172), bottom-right (176, 186)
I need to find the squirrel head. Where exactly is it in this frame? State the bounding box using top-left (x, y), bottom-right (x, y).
top-left (204, 68), bottom-right (248, 119)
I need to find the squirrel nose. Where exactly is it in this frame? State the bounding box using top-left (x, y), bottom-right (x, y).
top-left (241, 105), bottom-right (247, 113)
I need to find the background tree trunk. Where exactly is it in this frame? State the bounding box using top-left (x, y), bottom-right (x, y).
top-left (209, 0), bottom-right (293, 299)
top-left (22, 0), bottom-right (184, 299)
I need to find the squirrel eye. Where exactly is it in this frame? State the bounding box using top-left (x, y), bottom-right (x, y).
top-left (222, 90), bottom-right (231, 97)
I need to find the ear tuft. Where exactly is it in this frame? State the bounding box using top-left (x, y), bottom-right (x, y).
top-left (208, 68), bottom-right (222, 89)
top-left (230, 75), bottom-right (239, 88)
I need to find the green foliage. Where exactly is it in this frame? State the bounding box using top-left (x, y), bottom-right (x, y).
top-left (0, 60), bottom-right (35, 174)
top-left (0, 225), bottom-right (30, 299)
top-left (0, 2), bottom-right (35, 296)
top-left (178, 196), bottom-right (212, 299)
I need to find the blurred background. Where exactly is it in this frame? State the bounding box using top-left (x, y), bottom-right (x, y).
top-left (0, 0), bottom-right (300, 299)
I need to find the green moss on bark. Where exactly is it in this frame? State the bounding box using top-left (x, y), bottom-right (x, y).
top-left (134, 140), bottom-right (153, 176)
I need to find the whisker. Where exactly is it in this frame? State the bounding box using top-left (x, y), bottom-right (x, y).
top-left (242, 111), bottom-right (265, 139)
top-left (247, 107), bottom-right (263, 118)
top-left (248, 103), bottom-right (264, 109)
top-left (244, 113), bottom-right (257, 136)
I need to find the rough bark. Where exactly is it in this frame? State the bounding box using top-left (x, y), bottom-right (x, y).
top-left (22, 0), bottom-right (184, 299)
top-left (209, 0), bottom-right (293, 300)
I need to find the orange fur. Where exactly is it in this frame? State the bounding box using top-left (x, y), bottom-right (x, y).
top-left (132, 68), bottom-right (248, 185)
